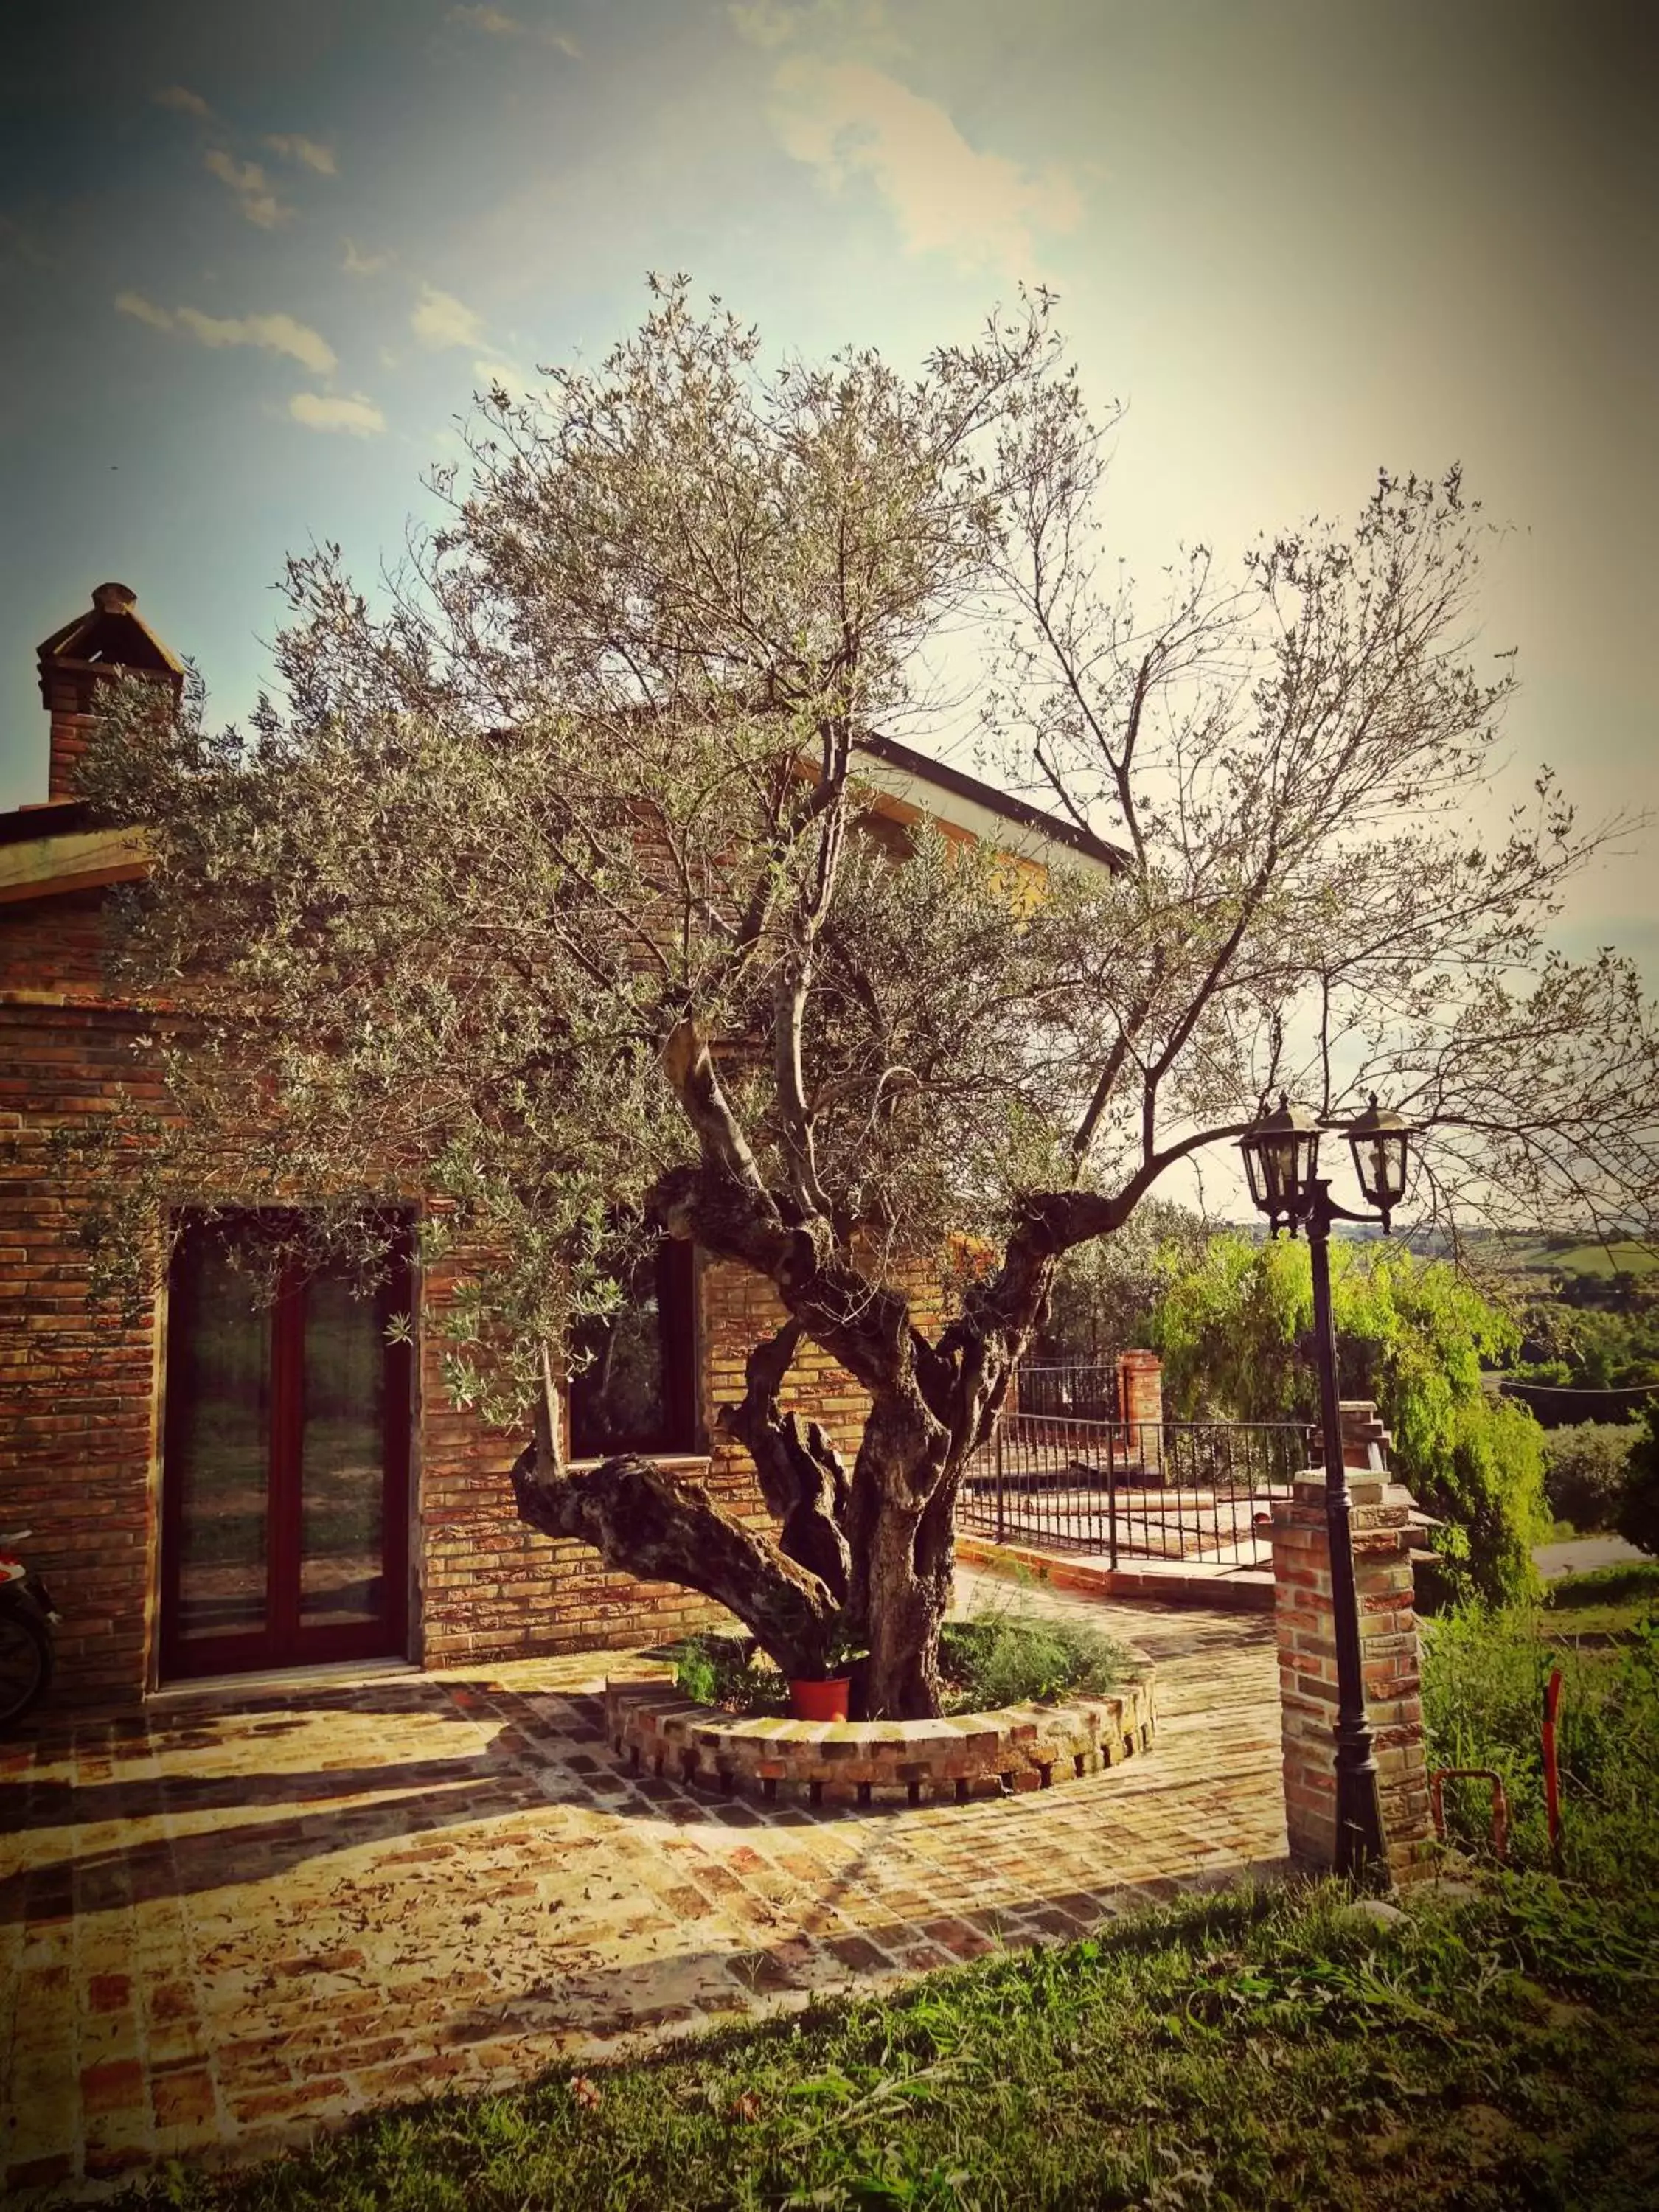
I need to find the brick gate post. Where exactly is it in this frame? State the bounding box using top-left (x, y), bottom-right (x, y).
top-left (1269, 1400), bottom-right (1436, 1886)
top-left (1116, 1349), bottom-right (1163, 1472)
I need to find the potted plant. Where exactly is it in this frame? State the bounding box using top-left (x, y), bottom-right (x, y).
top-left (787, 1632), bottom-right (863, 1722)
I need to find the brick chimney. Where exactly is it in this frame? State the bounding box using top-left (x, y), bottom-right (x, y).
top-left (35, 582), bottom-right (184, 801)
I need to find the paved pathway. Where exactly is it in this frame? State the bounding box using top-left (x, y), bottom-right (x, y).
top-left (0, 1582), bottom-right (1284, 2199)
top-left (1531, 1534), bottom-right (1649, 1580)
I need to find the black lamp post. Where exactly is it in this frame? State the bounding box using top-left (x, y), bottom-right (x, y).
top-left (1239, 1091), bottom-right (1416, 1880)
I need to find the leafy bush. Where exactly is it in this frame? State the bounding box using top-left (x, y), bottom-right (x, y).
top-left (936, 1596), bottom-right (1127, 1712)
top-left (1615, 1402), bottom-right (1659, 1555)
top-left (1422, 1599), bottom-right (1659, 1888)
top-left (670, 1635), bottom-right (787, 1714)
top-left (672, 1602), bottom-right (1129, 1718)
top-left (1541, 1421), bottom-right (1641, 1533)
top-left (1151, 1233), bottom-right (1549, 1604)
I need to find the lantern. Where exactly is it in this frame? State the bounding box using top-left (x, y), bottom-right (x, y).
top-left (1237, 1094), bottom-right (1321, 1228)
top-left (1341, 1094), bottom-right (1415, 1228)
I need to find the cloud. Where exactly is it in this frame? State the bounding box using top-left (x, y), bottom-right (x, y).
top-left (264, 133), bottom-right (338, 176)
top-left (343, 237), bottom-right (393, 276)
top-left (769, 60), bottom-right (1081, 275)
top-left (448, 5), bottom-right (580, 53)
top-left (116, 293), bottom-right (337, 376)
top-left (115, 291), bottom-right (176, 331)
top-left (474, 358), bottom-right (537, 402)
top-left (175, 307), bottom-right (336, 375)
top-left (153, 83), bottom-right (212, 119)
top-left (729, 1), bottom-right (897, 52)
top-left (1, 215), bottom-right (52, 270)
top-left (728, 0), bottom-right (797, 46)
top-left (204, 147), bottom-right (293, 229)
top-left (288, 392), bottom-right (386, 437)
top-left (413, 282), bottom-right (487, 351)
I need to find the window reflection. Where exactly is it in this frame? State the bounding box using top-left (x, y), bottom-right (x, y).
top-left (170, 1234), bottom-right (271, 1641)
top-left (568, 1239), bottom-right (697, 1458)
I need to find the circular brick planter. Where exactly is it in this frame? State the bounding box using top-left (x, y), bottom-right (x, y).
top-left (603, 1663), bottom-right (1157, 1809)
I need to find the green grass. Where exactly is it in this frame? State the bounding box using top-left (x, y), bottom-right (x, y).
top-left (1537, 1559), bottom-right (1659, 1638)
top-left (1548, 1241), bottom-right (1659, 1281)
top-left (1482, 1234), bottom-right (1659, 1281)
top-left (1545, 1559), bottom-right (1659, 1612)
top-left (1422, 1598), bottom-right (1659, 1888)
top-left (119, 1877), bottom-right (1659, 2212)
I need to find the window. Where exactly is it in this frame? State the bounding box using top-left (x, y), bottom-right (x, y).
top-left (568, 1237), bottom-right (699, 1459)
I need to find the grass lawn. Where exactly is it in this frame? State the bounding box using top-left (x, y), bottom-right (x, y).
top-left (1484, 1235), bottom-right (1659, 1281)
top-left (1540, 1559), bottom-right (1659, 1639)
top-left (117, 1877), bottom-right (1658, 2212)
top-left (1546, 1240), bottom-right (1659, 1281)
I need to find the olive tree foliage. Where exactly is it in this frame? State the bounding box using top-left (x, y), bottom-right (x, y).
top-left (1034, 1198), bottom-right (1213, 1366)
top-left (79, 281), bottom-right (1658, 1715)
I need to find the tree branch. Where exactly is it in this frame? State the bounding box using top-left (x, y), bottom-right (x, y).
top-left (717, 1318), bottom-right (852, 1601)
top-left (509, 1437), bottom-right (841, 1675)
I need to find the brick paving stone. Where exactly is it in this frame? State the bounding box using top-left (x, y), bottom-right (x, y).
top-left (0, 1579), bottom-right (1284, 2200)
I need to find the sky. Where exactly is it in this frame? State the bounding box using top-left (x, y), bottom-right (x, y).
top-left (1, 0), bottom-right (1654, 976)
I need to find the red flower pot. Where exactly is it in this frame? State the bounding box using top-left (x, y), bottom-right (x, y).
top-left (788, 1676), bottom-right (852, 1722)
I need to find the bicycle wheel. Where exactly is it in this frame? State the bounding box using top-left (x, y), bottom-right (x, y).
top-left (0, 1604), bottom-right (52, 1731)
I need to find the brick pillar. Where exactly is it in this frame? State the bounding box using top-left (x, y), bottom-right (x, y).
top-left (1269, 1399), bottom-right (1434, 1887)
top-left (1116, 1348), bottom-right (1162, 1471)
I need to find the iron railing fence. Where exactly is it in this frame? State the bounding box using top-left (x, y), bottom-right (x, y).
top-left (1012, 1363), bottom-right (1126, 1422)
top-left (959, 1411), bottom-right (1316, 1569)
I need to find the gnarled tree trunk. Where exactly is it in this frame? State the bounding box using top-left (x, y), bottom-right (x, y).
top-left (509, 1439), bottom-right (843, 1680)
top-left (507, 1125), bottom-right (1072, 1718)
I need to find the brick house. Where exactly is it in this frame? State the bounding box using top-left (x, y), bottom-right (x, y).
top-left (1, 584), bottom-right (1125, 1708)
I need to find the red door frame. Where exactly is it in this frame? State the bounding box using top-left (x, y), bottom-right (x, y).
top-left (159, 1216), bottom-right (412, 1681)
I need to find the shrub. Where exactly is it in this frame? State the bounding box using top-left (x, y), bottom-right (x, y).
top-left (937, 1595), bottom-right (1127, 1712)
top-left (672, 1602), bottom-right (1129, 1718)
top-left (1541, 1421), bottom-right (1641, 1533)
top-left (1614, 1402), bottom-right (1659, 1555)
top-left (670, 1634), bottom-right (787, 1714)
top-left (1151, 1234), bottom-right (1549, 1605)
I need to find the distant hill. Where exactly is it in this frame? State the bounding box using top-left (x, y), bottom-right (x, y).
top-left (1220, 1221), bottom-right (1657, 1284)
top-left (1440, 1231), bottom-right (1657, 1283)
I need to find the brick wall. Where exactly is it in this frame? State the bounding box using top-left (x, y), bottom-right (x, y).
top-left (0, 964), bottom-right (167, 1706)
top-left (1, 877), bottom-right (975, 1700)
top-left (0, 888), bottom-right (114, 995)
top-left (1117, 1347), bottom-right (1164, 1468)
top-left (44, 672), bottom-right (101, 804)
top-left (414, 1245), bottom-right (959, 1670)
top-left (413, 1251), bottom-right (748, 1669)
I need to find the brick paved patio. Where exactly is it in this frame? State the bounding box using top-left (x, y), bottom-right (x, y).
top-left (0, 1578), bottom-right (1284, 2199)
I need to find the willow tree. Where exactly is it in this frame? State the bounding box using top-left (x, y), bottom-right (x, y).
top-left (81, 280), bottom-right (1658, 1716)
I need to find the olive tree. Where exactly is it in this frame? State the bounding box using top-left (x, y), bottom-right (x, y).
top-left (80, 281), bottom-right (1658, 1716)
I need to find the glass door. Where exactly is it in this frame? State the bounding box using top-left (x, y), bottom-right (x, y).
top-left (159, 1216), bottom-right (411, 1680)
